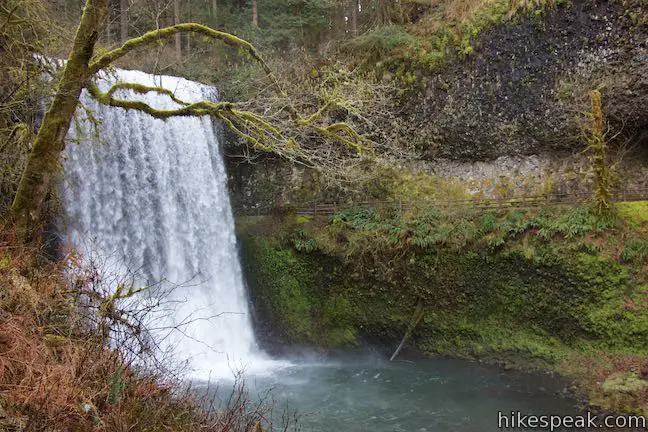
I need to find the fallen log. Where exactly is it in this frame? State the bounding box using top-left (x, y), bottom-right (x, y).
top-left (390, 299), bottom-right (425, 362)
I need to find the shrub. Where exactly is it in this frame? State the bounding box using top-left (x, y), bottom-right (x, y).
top-left (0, 233), bottom-right (296, 431)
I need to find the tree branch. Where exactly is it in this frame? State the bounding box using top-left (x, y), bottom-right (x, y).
top-left (86, 27), bottom-right (368, 167)
top-left (87, 79), bottom-right (367, 160)
top-left (104, 82), bottom-right (190, 106)
top-left (88, 23), bottom-right (289, 104)
top-left (86, 81), bottom-right (287, 154)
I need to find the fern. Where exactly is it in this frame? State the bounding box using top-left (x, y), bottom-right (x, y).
top-left (620, 238), bottom-right (648, 264)
top-left (479, 213), bottom-right (497, 233)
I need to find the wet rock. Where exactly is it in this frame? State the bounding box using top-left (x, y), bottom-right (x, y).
top-left (407, 0), bottom-right (648, 162)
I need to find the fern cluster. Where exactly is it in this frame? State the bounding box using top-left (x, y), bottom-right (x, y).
top-left (296, 204), bottom-right (618, 257)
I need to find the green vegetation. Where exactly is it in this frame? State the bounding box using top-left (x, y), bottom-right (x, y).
top-left (602, 372), bottom-right (648, 395)
top-left (586, 90), bottom-right (616, 217)
top-left (617, 201), bottom-right (648, 228)
top-left (343, 0), bottom-right (568, 84)
top-left (241, 238), bottom-right (316, 342)
top-left (237, 202), bottom-right (648, 414)
top-left (240, 236), bottom-right (359, 347)
top-left (215, 0), bottom-right (338, 52)
top-left (301, 204), bottom-right (617, 253)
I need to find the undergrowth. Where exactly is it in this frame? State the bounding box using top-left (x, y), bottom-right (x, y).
top-left (0, 229), bottom-right (294, 431)
top-left (238, 202), bottom-right (648, 415)
top-left (342, 0), bottom-right (567, 86)
top-left (295, 204), bottom-right (620, 258)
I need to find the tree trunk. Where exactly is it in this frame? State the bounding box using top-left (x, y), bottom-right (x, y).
top-left (375, 0), bottom-right (390, 26)
top-left (174, 0), bottom-right (181, 58)
top-left (335, 5), bottom-right (345, 40)
top-left (211, 0), bottom-right (218, 23)
top-left (252, 0), bottom-right (258, 27)
top-left (389, 300), bottom-right (425, 361)
top-left (351, 0), bottom-right (358, 36)
top-left (360, 0), bottom-right (369, 31)
top-left (120, 0), bottom-right (128, 41)
top-left (186, 2), bottom-right (191, 51)
top-left (10, 0), bottom-right (109, 234)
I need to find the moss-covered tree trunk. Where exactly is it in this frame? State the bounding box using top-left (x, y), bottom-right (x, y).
top-left (10, 0), bottom-right (108, 234)
top-left (8, 3), bottom-right (362, 238)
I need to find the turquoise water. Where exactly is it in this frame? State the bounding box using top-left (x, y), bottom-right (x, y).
top-left (199, 353), bottom-right (638, 431)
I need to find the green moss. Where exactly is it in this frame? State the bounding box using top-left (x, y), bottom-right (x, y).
top-left (273, 273), bottom-right (313, 339)
top-left (239, 236), bottom-right (363, 346)
top-left (240, 209), bottom-right (646, 352)
top-left (390, 172), bottom-right (468, 201)
top-left (295, 215), bottom-right (313, 225)
top-left (321, 296), bottom-right (358, 346)
top-left (418, 317), bottom-right (570, 365)
top-left (326, 328), bottom-right (358, 347)
top-left (617, 201), bottom-right (648, 228)
top-left (237, 204), bottom-right (648, 412)
top-left (343, 0), bottom-right (562, 85)
top-left (602, 372), bottom-right (648, 395)
top-left (239, 237), bottom-right (316, 342)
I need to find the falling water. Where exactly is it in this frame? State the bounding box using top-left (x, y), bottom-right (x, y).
top-left (60, 68), bottom-right (273, 378)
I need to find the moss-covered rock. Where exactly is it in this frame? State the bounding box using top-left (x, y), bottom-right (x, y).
top-left (239, 235), bottom-right (359, 348)
top-left (602, 372), bottom-right (648, 395)
top-left (236, 204), bottom-right (648, 413)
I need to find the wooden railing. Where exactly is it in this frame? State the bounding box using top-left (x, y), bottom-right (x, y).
top-left (233, 188), bottom-right (648, 217)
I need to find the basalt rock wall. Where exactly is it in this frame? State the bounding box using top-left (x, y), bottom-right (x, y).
top-left (409, 0), bottom-right (648, 161)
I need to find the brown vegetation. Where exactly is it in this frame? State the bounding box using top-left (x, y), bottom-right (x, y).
top-left (561, 352), bottom-right (648, 414)
top-left (0, 228), bottom-right (290, 431)
top-left (640, 360), bottom-right (648, 380)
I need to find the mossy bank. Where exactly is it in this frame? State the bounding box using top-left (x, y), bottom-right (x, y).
top-left (236, 203), bottom-right (648, 415)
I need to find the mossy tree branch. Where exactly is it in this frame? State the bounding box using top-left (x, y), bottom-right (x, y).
top-left (86, 80), bottom-right (366, 158)
top-left (87, 23), bottom-right (370, 154)
top-left (88, 23), bottom-right (295, 114)
top-left (10, 2), bottom-right (367, 237)
top-left (103, 82), bottom-right (190, 106)
top-left (86, 81), bottom-right (287, 154)
top-left (86, 22), bottom-right (368, 156)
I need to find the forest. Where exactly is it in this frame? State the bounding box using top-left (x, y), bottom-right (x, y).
top-left (1, 0), bottom-right (648, 430)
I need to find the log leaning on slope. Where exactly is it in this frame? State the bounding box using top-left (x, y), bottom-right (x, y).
top-left (390, 299), bottom-right (425, 361)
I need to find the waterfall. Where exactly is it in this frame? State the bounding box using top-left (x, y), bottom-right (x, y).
top-left (60, 69), bottom-right (274, 378)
